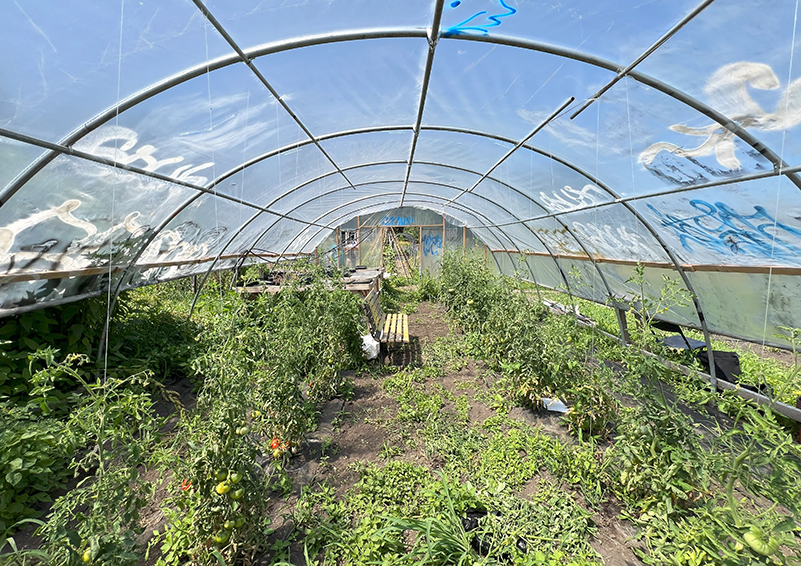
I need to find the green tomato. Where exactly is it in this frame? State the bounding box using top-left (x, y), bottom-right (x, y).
top-left (232, 488), bottom-right (245, 501)
top-left (234, 517), bottom-right (246, 528)
top-left (743, 529), bottom-right (780, 556)
top-left (81, 550), bottom-right (93, 564)
top-left (229, 471), bottom-right (243, 484)
top-left (236, 426), bottom-right (250, 436)
top-left (214, 530), bottom-right (231, 545)
top-left (224, 520), bottom-right (236, 530)
top-left (215, 481), bottom-right (231, 495)
top-left (215, 470), bottom-right (228, 481)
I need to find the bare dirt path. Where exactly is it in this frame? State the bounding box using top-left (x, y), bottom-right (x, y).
top-left (258, 301), bottom-right (643, 566)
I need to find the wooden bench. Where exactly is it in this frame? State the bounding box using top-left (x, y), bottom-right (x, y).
top-left (363, 289), bottom-right (409, 351)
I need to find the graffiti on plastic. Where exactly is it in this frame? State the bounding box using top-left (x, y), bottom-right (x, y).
top-left (647, 200), bottom-right (801, 262)
top-left (571, 222), bottom-right (664, 261)
top-left (75, 125), bottom-right (215, 185)
top-left (641, 62), bottom-right (801, 179)
top-left (540, 184), bottom-right (605, 212)
top-left (0, 200), bottom-right (149, 273)
top-left (443, 0), bottom-right (517, 36)
top-left (422, 234), bottom-right (443, 256)
top-left (0, 197), bottom-right (228, 278)
top-left (381, 215), bottom-right (414, 226)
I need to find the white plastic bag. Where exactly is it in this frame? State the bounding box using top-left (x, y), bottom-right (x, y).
top-left (361, 334), bottom-right (380, 360)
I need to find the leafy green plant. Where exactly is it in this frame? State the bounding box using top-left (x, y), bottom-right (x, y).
top-left (0, 398), bottom-right (75, 534)
top-left (0, 300), bottom-right (106, 402)
top-left (612, 397), bottom-right (710, 516)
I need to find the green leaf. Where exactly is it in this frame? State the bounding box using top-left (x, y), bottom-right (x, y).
top-left (772, 517), bottom-right (797, 533)
top-left (5, 471), bottom-right (23, 486)
top-left (211, 549), bottom-right (227, 565)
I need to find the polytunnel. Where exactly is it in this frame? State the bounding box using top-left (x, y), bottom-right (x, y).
top-left (1, 0), bottom-right (800, 352)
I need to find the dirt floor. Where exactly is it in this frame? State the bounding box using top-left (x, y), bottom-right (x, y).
top-left (253, 302), bottom-right (644, 565)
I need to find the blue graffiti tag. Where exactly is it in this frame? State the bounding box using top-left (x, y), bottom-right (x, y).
top-left (422, 234), bottom-right (443, 257)
top-left (443, 0), bottom-right (517, 36)
top-left (381, 215), bottom-right (414, 226)
top-left (647, 200), bottom-right (801, 262)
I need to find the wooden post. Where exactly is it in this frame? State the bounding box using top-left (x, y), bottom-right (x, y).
top-left (356, 216), bottom-right (361, 267)
top-left (336, 227), bottom-right (341, 268)
top-left (442, 215), bottom-right (446, 254)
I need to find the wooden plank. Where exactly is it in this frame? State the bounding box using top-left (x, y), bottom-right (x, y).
top-left (382, 314), bottom-right (392, 343)
top-left (393, 314), bottom-right (400, 341)
top-left (389, 314), bottom-right (397, 342)
top-left (402, 314), bottom-right (409, 343)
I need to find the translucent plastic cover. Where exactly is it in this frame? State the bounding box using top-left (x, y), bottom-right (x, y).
top-left (1, 0), bottom-right (799, 348)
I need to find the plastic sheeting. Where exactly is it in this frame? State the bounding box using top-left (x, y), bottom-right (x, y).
top-left (0, 0), bottom-right (799, 348)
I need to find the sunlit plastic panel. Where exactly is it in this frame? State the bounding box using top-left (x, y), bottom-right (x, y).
top-left (303, 228), bottom-right (340, 256)
top-left (257, 196), bottom-right (401, 253)
top-left (314, 230), bottom-right (338, 258)
top-left (560, 204), bottom-right (671, 262)
top-left (319, 130), bottom-right (414, 169)
top-left (205, 0), bottom-right (434, 52)
top-left (0, 0), bottom-right (233, 142)
top-left (471, 177), bottom-right (548, 220)
top-left (345, 163), bottom-right (410, 187)
top-left (494, 251), bottom-right (520, 279)
top-left (499, 249), bottom-right (540, 279)
top-left (485, 220), bottom-right (549, 254)
top-left (256, 174), bottom-right (351, 217)
top-left (525, 217), bottom-right (587, 257)
top-left (254, 38), bottom-right (427, 136)
top-left (238, 216), bottom-right (309, 257)
top-left (633, 175), bottom-right (801, 267)
top-left (443, 189), bottom-right (525, 228)
top-left (130, 258), bottom-right (233, 289)
top-left (438, 0), bottom-right (701, 64)
top-left (544, 81), bottom-right (775, 200)
top-left (463, 215), bottom-right (541, 253)
top-left (0, 155), bottom-right (195, 277)
top-left (286, 184), bottom-right (410, 223)
top-left (481, 146), bottom-right (614, 213)
top-left (687, 271), bottom-right (801, 349)
top-left (525, 254), bottom-right (567, 290)
top-left (232, 147), bottom-right (338, 209)
top-left (597, 263), bottom-right (700, 327)
top-left (134, 193), bottom-right (255, 270)
top-left (481, 226), bottom-right (524, 252)
top-left (467, 226), bottom-right (507, 251)
top-left (464, 227), bottom-right (484, 251)
top-left (414, 129), bottom-right (511, 172)
top-left (409, 162), bottom-right (479, 192)
top-left (0, 138), bottom-right (47, 194)
top-left (216, 211), bottom-right (286, 259)
top-left (638, 0), bottom-right (801, 167)
top-left (73, 63), bottom-right (304, 190)
top-left (554, 257), bottom-right (609, 302)
top-left (357, 229), bottom-right (384, 267)
top-left (406, 181), bottom-right (467, 203)
top-left (424, 40), bottom-right (615, 142)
